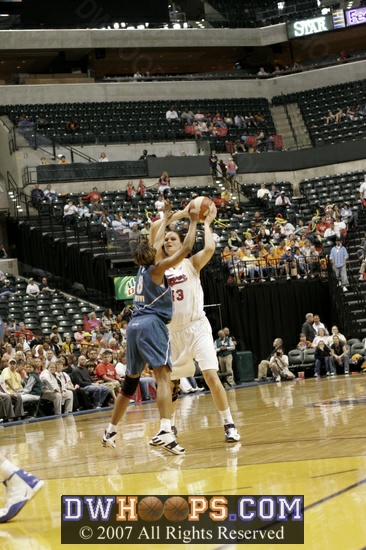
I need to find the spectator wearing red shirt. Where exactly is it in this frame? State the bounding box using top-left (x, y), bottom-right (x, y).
top-left (95, 351), bottom-right (123, 401)
top-left (82, 187), bottom-right (102, 203)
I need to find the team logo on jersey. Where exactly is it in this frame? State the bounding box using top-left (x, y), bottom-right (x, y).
top-left (166, 274), bottom-right (188, 287)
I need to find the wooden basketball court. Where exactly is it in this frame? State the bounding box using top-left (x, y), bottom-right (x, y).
top-left (1, 376), bottom-right (366, 549)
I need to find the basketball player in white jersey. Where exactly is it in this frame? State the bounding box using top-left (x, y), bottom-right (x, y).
top-left (150, 203), bottom-right (240, 443)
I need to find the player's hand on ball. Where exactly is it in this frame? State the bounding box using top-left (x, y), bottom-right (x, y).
top-left (205, 203), bottom-right (217, 225)
top-left (188, 205), bottom-right (200, 223)
top-left (162, 200), bottom-right (173, 218)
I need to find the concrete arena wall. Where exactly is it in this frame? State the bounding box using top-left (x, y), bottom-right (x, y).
top-left (0, 26), bottom-right (288, 51)
top-left (1, 59), bottom-right (366, 105)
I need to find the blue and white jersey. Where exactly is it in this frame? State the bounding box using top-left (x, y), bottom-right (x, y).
top-left (132, 265), bottom-right (172, 324)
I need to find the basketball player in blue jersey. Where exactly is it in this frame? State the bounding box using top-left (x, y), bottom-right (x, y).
top-left (102, 203), bottom-right (199, 454)
top-left (150, 204), bottom-right (240, 443)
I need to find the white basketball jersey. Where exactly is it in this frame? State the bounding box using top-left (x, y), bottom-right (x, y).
top-left (165, 258), bottom-right (205, 331)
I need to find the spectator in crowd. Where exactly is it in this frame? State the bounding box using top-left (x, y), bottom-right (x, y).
top-left (128, 224), bottom-right (141, 254)
top-left (180, 107), bottom-right (194, 125)
top-left (74, 325), bottom-right (85, 348)
top-left (125, 181), bottom-right (136, 201)
top-left (43, 184), bottom-right (57, 203)
top-left (209, 150), bottom-right (218, 179)
top-left (329, 238), bottom-right (349, 291)
top-left (313, 314), bottom-right (328, 335)
top-left (158, 172), bottom-right (171, 197)
top-left (226, 157), bottom-right (238, 187)
top-left (26, 278), bottom-right (40, 297)
top-left (0, 363), bottom-right (25, 420)
top-left (65, 118), bottom-right (80, 134)
top-left (322, 111), bottom-right (335, 125)
top-left (214, 330), bottom-right (235, 386)
top-left (82, 187), bottom-right (102, 203)
top-left (19, 363), bottom-right (42, 402)
top-left (89, 198), bottom-right (103, 220)
top-left (314, 341), bottom-right (333, 377)
top-left (138, 365), bottom-right (156, 401)
top-left (31, 183), bottom-right (45, 207)
top-left (61, 335), bottom-right (74, 356)
top-left (40, 363), bottom-right (73, 414)
top-left (323, 221), bottom-right (338, 244)
top-left (281, 246), bottom-right (300, 280)
top-left (0, 279), bottom-right (17, 300)
top-left (58, 155), bottom-right (69, 164)
top-left (327, 326), bottom-right (346, 346)
top-left (297, 333), bottom-right (313, 350)
top-left (99, 152), bottom-right (109, 162)
top-left (95, 351), bottom-right (123, 402)
top-left (301, 313), bottom-right (316, 343)
top-left (71, 355), bottom-right (109, 408)
top-left (40, 277), bottom-right (55, 295)
top-left (0, 243), bottom-right (8, 260)
top-left (340, 202), bottom-right (358, 228)
top-left (257, 183), bottom-right (271, 209)
top-left (330, 335), bottom-right (349, 375)
top-left (87, 312), bottom-right (102, 331)
top-left (63, 199), bottom-right (78, 226)
top-left (360, 175), bottom-right (366, 208)
top-left (269, 348), bottom-right (295, 382)
top-left (312, 328), bottom-right (330, 348)
top-left (275, 191), bottom-right (291, 217)
top-left (166, 106), bottom-right (179, 123)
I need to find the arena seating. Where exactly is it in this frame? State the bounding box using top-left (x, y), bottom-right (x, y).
top-left (273, 79), bottom-right (366, 147)
top-left (1, 97), bottom-right (276, 146)
top-left (0, 277), bottom-right (105, 335)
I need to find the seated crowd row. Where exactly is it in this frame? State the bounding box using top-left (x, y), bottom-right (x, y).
top-left (257, 315), bottom-right (365, 382)
top-left (218, 187), bottom-right (357, 287)
top-left (0, 307), bottom-right (159, 421)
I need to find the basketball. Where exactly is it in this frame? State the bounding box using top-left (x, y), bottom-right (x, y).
top-left (163, 496), bottom-right (189, 522)
top-left (189, 196), bottom-right (213, 221)
top-left (138, 496), bottom-right (164, 521)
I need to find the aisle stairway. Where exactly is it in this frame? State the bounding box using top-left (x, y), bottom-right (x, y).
top-left (270, 104), bottom-right (312, 150)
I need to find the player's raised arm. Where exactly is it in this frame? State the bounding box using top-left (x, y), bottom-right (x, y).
top-left (151, 207), bottom-right (199, 282)
top-left (149, 204), bottom-right (189, 249)
top-left (190, 203), bottom-right (217, 272)
top-left (151, 200), bottom-right (173, 259)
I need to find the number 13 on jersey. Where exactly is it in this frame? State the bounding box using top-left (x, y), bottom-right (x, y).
top-left (171, 289), bottom-right (184, 301)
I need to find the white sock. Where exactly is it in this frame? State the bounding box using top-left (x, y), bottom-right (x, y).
top-left (171, 412), bottom-right (176, 426)
top-left (160, 418), bottom-right (171, 432)
top-left (107, 423), bottom-right (118, 434)
top-left (0, 459), bottom-right (19, 481)
top-left (219, 408), bottom-right (234, 426)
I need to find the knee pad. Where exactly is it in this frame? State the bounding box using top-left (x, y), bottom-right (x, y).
top-left (121, 375), bottom-right (140, 398)
top-left (172, 379), bottom-right (180, 402)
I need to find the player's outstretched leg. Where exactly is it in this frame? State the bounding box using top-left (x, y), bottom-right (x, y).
top-left (0, 459), bottom-right (44, 523)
